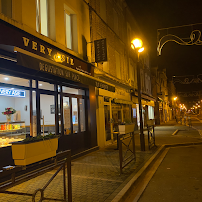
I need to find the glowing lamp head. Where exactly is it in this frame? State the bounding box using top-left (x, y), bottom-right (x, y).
top-left (138, 47), bottom-right (144, 53)
top-left (173, 97), bottom-right (177, 101)
top-left (131, 38), bottom-right (143, 49)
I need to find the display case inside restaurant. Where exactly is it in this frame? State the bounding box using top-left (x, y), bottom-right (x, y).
top-left (0, 121), bottom-right (26, 147)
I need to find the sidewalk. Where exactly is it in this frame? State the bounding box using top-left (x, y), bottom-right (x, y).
top-left (0, 120), bottom-right (201, 202)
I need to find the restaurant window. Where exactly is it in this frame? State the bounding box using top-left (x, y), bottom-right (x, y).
top-left (0, 73), bottom-right (31, 147)
top-left (79, 98), bottom-right (85, 132)
top-left (0, 74), bottom-right (30, 87)
top-left (62, 86), bottom-right (84, 95)
top-left (72, 98), bottom-right (78, 133)
top-left (123, 104), bottom-right (131, 123)
top-left (1, 0), bottom-right (12, 18)
top-left (112, 104), bottom-right (122, 131)
top-left (63, 96), bottom-right (70, 135)
top-left (40, 94), bottom-right (55, 135)
top-left (38, 81), bottom-right (54, 91)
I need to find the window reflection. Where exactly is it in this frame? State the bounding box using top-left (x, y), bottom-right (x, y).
top-left (72, 98), bottom-right (78, 133)
top-left (80, 99), bottom-right (85, 132)
top-left (63, 97), bottom-right (70, 135)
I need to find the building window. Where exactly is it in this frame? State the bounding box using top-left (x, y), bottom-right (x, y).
top-left (64, 6), bottom-right (78, 52)
top-left (113, 9), bottom-right (118, 34)
top-left (100, 0), bottom-right (106, 21)
top-left (129, 58), bottom-right (134, 82)
top-left (36, 0), bottom-right (48, 37)
top-left (65, 12), bottom-right (72, 50)
top-left (115, 51), bottom-right (121, 79)
top-left (1, 0), bottom-right (12, 18)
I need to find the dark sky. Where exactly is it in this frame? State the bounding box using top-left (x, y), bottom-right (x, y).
top-left (126, 0), bottom-right (202, 105)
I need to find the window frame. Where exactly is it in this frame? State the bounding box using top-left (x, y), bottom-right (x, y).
top-left (36, 0), bottom-right (48, 37)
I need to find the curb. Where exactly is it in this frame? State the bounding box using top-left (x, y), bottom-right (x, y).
top-left (112, 141), bottom-right (202, 202)
top-left (112, 145), bottom-right (166, 202)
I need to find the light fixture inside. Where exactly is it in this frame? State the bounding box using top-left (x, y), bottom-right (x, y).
top-left (4, 77), bottom-right (9, 80)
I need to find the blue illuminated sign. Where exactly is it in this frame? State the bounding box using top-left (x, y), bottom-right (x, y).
top-left (0, 88), bottom-right (26, 98)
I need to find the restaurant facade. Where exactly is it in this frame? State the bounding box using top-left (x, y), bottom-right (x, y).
top-left (0, 17), bottom-right (115, 167)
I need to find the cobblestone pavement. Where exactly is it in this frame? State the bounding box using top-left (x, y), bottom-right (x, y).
top-left (0, 142), bottom-right (156, 202)
top-left (0, 120), bottom-right (200, 202)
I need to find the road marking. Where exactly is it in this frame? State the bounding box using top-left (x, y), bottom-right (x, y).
top-left (172, 129), bottom-right (179, 136)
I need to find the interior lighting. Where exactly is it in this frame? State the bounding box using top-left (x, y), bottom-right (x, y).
top-left (4, 77), bottom-right (8, 80)
top-left (39, 83), bottom-right (42, 86)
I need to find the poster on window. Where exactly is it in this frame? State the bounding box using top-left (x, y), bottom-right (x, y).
top-left (64, 106), bottom-right (70, 130)
top-left (33, 115), bottom-right (37, 137)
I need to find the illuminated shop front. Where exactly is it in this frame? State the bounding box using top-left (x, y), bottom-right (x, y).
top-left (96, 87), bottom-right (132, 147)
top-left (0, 20), bottom-right (115, 167)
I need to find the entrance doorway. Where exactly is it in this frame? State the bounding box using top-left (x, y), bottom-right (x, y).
top-left (104, 105), bottom-right (111, 142)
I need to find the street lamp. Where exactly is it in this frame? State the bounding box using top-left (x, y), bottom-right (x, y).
top-left (131, 38), bottom-right (145, 151)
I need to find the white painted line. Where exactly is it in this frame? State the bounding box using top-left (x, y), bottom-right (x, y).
top-left (195, 117), bottom-right (202, 123)
top-left (172, 129), bottom-right (179, 136)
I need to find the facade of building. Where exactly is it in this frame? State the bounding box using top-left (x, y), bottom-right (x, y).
top-left (168, 80), bottom-right (177, 119)
top-left (89, 0), bottom-right (155, 147)
top-left (0, 0), bottom-right (116, 167)
top-left (151, 67), bottom-right (171, 124)
top-left (0, 0), bottom-right (155, 167)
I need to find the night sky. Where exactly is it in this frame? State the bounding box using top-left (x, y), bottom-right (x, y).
top-left (126, 0), bottom-right (202, 106)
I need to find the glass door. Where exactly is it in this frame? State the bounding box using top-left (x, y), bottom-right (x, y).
top-left (40, 94), bottom-right (55, 135)
top-left (63, 96), bottom-right (71, 135)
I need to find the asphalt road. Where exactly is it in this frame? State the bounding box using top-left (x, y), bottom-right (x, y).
top-left (138, 145), bottom-right (202, 202)
top-left (125, 115), bottom-right (202, 202)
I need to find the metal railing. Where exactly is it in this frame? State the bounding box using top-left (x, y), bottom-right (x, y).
top-left (147, 125), bottom-right (156, 150)
top-left (0, 150), bottom-right (72, 202)
top-left (118, 132), bottom-right (136, 174)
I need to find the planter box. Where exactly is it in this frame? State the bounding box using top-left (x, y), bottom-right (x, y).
top-left (12, 138), bottom-right (58, 166)
top-left (118, 124), bottom-right (135, 134)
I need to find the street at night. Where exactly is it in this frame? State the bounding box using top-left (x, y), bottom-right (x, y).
top-left (1, 0), bottom-right (202, 201)
top-left (125, 115), bottom-right (202, 202)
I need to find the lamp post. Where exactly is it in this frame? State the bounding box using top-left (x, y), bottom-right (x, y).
top-left (173, 97), bottom-right (177, 119)
top-left (131, 38), bottom-right (145, 151)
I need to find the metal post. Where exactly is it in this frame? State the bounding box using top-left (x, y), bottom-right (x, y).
top-left (137, 58), bottom-right (145, 151)
top-left (63, 164), bottom-right (67, 200)
top-left (67, 151), bottom-right (72, 202)
top-left (118, 135), bottom-right (123, 174)
top-left (132, 132), bottom-right (135, 159)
